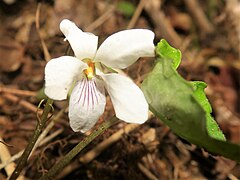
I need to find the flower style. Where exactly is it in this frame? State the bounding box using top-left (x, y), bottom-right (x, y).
top-left (44, 19), bottom-right (155, 132)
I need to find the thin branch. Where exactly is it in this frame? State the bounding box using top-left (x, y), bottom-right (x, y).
top-left (79, 123), bottom-right (139, 164)
top-left (85, 5), bottom-right (115, 32)
top-left (144, 1), bottom-right (182, 48)
top-left (184, 0), bottom-right (214, 34)
top-left (9, 99), bottom-right (54, 180)
top-left (39, 116), bottom-right (119, 180)
top-left (0, 104), bottom-right (66, 171)
top-left (127, 0), bottom-right (147, 29)
top-left (36, 3), bottom-right (51, 61)
top-left (0, 86), bottom-right (37, 97)
top-left (3, 93), bottom-right (40, 113)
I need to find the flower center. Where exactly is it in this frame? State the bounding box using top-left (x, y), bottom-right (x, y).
top-left (84, 60), bottom-right (95, 79)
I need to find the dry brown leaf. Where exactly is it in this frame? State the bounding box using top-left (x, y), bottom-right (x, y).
top-left (168, 7), bottom-right (192, 32)
top-left (0, 39), bottom-right (24, 72)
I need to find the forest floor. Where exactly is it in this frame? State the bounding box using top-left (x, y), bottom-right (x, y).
top-left (0, 0), bottom-right (240, 179)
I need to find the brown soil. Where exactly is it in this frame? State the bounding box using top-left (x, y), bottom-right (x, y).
top-left (0, 0), bottom-right (239, 179)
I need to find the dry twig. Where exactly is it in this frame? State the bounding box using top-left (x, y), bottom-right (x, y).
top-left (144, 0), bottom-right (182, 48)
top-left (2, 93), bottom-right (40, 113)
top-left (127, 0), bottom-right (147, 29)
top-left (0, 104), bottom-right (67, 171)
top-left (36, 3), bottom-right (51, 61)
top-left (0, 87), bottom-right (37, 97)
top-left (184, 0), bottom-right (214, 34)
top-left (79, 123), bottom-right (140, 164)
top-left (138, 162), bottom-right (158, 180)
top-left (85, 5), bottom-right (116, 32)
top-left (225, 0), bottom-right (240, 55)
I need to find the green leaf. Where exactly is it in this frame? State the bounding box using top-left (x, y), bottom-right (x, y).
top-left (156, 39), bottom-right (181, 69)
top-left (191, 81), bottom-right (225, 141)
top-left (141, 40), bottom-right (240, 162)
top-left (117, 1), bottom-right (136, 17)
top-left (191, 82), bottom-right (212, 113)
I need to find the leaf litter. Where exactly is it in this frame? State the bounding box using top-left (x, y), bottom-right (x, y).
top-left (0, 0), bottom-right (239, 179)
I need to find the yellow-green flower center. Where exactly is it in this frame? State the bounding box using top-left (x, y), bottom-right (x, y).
top-left (84, 60), bottom-right (95, 79)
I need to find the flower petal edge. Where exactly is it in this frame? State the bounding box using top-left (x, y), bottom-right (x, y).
top-left (44, 56), bottom-right (87, 100)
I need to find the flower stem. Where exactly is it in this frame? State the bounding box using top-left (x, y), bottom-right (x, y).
top-left (39, 116), bottom-right (119, 180)
top-left (9, 99), bottom-right (54, 180)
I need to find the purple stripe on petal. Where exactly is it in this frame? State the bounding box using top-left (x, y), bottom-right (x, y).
top-left (69, 77), bottom-right (106, 132)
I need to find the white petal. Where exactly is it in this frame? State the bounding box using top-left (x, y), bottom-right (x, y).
top-left (60, 19), bottom-right (98, 60)
top-left (44, 56), bottom-right (87, 100)
top-left (94, 29), bottom-right (155, 69)
top-left (101, 73), bottom-right (148, 123)
top-left (69, 77), bottom-right (106, 132)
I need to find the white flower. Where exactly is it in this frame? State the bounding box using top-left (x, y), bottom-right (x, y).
top-left (44, 19), bottom-right (155, 133)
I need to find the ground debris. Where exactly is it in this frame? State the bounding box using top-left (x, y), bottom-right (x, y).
top-left (0, 0), bottom-right (239, 179)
